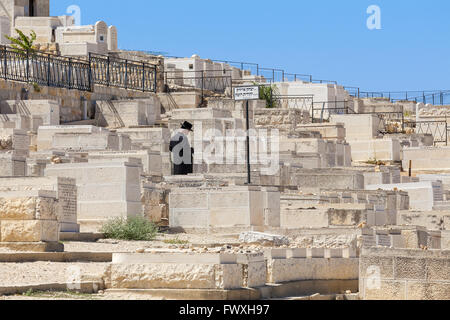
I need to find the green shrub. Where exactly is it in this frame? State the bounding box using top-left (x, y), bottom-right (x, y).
top-left (259, 84), bottom-right (280, 108)
top-left (100, 217), bottom-right (158, 241)
top-left (32, 82), bottom-right (41, 92)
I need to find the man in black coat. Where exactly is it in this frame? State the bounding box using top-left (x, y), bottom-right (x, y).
top-left (169, 121), bottom-right (194, 175)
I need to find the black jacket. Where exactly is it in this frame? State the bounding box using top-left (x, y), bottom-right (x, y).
top-left (169, 132), bottom-right (194, 175)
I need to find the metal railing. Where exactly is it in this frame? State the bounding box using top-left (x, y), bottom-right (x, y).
top-left (357, 107), bottom-right (406, 134)
top-left (283, 73), bottom-right (313, 83)
top-left (404, 120), bottom-right (449, 145)
top-left (211, 59), bottom-right (259, 76)
top-left (273, 95), bottom-right (314, 112)
top-left (311, 79), bottom-right (338, 85)
top-left (346, 88), bottom-right (450, 105)
top-left (311, 100), bottom-right (354, 123)
top-left (165, 54), bottom-right (340, 85)
top-left (89, 53), bottom-right (157, 92)
top-left (0, 46), bottom-right (157, 92)
top-left (164, 70), bottom-right (233, 98)
top-left (0, 46), bottom-right (91, 91)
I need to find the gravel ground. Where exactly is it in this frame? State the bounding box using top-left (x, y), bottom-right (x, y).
top-left (62, 233), bottom-right (241, 253)
top-left (0, 291), bottom-right (165, 300)
top-left (0, 233), bottom-right (241, 254)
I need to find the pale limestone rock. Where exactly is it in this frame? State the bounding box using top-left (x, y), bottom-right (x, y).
top-left (111, 263), bottom-right (241, 290)
top-left (0, 197), bottom-right (57, 221)
top-left (0, 220), bottom-right (59, 242)
top-left (0, 135), bottom-right (13, 150)
top-left (239, 231), bottom-right (290, 247)
top-left (0, 197), bottom-right (36, 220)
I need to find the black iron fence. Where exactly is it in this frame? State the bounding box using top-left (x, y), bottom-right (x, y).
top-left (168, 55), bottom-right (330, 84)
top-left (0, 46), bottom-right (157, 92)
top-left (273, 95), bottom-right (314, 112)
top-left (311, 100), bottom-right (355, 123)
top-left (89, 53), bottom-right (157, 92)
top-left (404, 120), bottom-right (449, 145)
top-left (345, 88), bottom-right (450, 105)
top-left (164, 70), bottom-right (232, 97)
top-left (0, 46), bottom-right (91, 91)
top-left (284, 73), bottom-right (313, 83)
top-left (211, 59), bottom-right (260, 76)
top-left (365, 111), bottom-right (405, 134)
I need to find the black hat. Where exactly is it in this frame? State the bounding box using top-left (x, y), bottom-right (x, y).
top-left (181, 121), bottom-right (194, 132)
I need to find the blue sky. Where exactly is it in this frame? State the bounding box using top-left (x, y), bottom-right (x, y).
top-left (51, 0), bottom-right (450, 91)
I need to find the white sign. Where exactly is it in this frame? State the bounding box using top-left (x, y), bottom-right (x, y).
top-left (234, 86), bottom-right (260, 101)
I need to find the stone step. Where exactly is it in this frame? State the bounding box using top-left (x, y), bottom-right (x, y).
top-left (0, 252), bottom-right (112, 263)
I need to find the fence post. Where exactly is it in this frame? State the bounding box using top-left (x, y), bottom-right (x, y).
top-left (153, 66), bottom-right (157, 93)
top-left (142, 62), bottom-right (145, 92)
top-left (88, 52), bottom-right (93, 92)
top-left (26, 50), bottom-right (30, 82)
top-left (229, 74), bottom-right (233, 99)
top-left (3, 46), bottom-right (7, 80)
top-left (68, 57), bottom-right (72, 89)
top-left (124, 59), bottom-right (128, 90)
top-left (47, 54), bottom-right (51, 87)
top-left (201, 71), bottom-right (204, 102)
top-left (107, 56), bottom-right (110, 87)
top-left (446, 117), bottom-right (448, 146)
top-left (401, 106), bottom-right (405, 133)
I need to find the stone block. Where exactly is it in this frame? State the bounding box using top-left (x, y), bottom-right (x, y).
top-left (239, 232), bottom-right (289, 246)
top-left (406, 281), bottom-right (450, 300)
top-left (0, 177), bottom-right (77, 232)
top-left (111, 253), bottom-right (242, 290)
top-left (0, 154), bottom-right (26, 177)
top-left (366, 181), bottom-right (443, 211)
top-left (1, 100), bottom-right (60, 126)
top-left (307, 248), bottom-right (325, 258)
top-left (169, 186), bottom-right (277, 230)
top-left (287, 248), bottom-right (307, 259)
top-left (95, 99), bottom-right (160, 127)
top-left (45, 161), bottom-right (141, 231)
top-left (267, 258), bottom-right (359, 284)
top-left (117, 127), bottom-right (170, 153)
top-left (0, 190), bottom-right (57, 221)
top-left (347, 138), bottom-right (401, 162)
top-left (330, 114), bottom-right (380, 140)
top-left (0, 220), bottom-right (59, 242)
top-left (37, 125), bottom-right (102, 151)
top-left (403, 147), bottom-right (450, 172)
top-left (363, 279), bottom-right (406, 300)
top-left (360, 248), bottom-right (450, 300)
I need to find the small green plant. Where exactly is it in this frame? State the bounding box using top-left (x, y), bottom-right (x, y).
top-left (23, 289), bottom-right (34, 297)
top-left (163, 237), bottom-right (189, 245)
top-left (5, 29), bottom-right (37, 54)
top-left (32, 82), bottom-right (41, 92)
top-left (100, 216), bottom-right (158, 241)
top-left (258, 84), bottom-right (280, 108)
